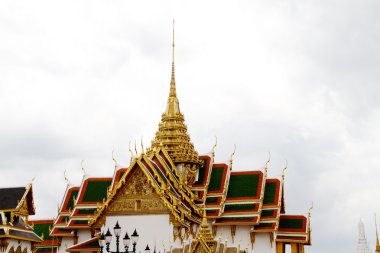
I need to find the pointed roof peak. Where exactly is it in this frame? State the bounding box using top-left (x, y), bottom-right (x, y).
top-left (165, 20), bottom-right (181, 116)
top-left (375, 213), bottom-right (380, 249)
top-left (170, 19), bottom-right (176, 98)
top-left (150, 22), bottom-right (200, 169)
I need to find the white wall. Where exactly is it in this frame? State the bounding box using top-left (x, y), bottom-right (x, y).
top-left (77, 229), bottom-right (92, 243)
top-left (104, 215), bottom-right (187, 253)
top-left (58, 236), bottom-right (73, 253)
top-left (214, 226), bottom-right (275, 253)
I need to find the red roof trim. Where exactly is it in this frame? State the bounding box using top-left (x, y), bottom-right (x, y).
top-left (28, 219), bottom-right (54, 224)
top-left (112, 168), bottom-right (128, 190)
top-left (278, 215), bottom-right (307, 233)
top-left (255, 222), bottom-right (276, 230)
top-left (263, 178), bottom-right (280, 206)
top-left (67, 237), bottom-right (99, 252)
top-left (61, 187), bottom-right (80, 212)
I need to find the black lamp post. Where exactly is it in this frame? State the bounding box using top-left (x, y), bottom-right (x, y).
top-left (99, 233), bottom-right (105, 253)
top-left (99, 221), bottom-right (148, 253)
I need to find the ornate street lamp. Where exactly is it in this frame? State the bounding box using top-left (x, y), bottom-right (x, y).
top-left (100, 221), bottom-right (146, 253)
top-left (130, 229), bottom-right (139, 253)
top-left (105, 229), bottom-right (112, 253)
top-left (99, 233), bottom-right (105, 253)
top-left (123, 232), bottom-right (130, 252)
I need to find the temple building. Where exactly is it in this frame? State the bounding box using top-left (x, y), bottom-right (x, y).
top-left (28, 28), bottom-right (312, 253)
top-left (0, 183), bottom-right (42, 253)
top-left (354, 219), bottom-right (372, 253)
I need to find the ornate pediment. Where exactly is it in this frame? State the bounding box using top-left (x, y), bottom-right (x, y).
top-left (18, 197), bottom-right (30, 216)
top-left (105, 168), bottom-right (169, 216)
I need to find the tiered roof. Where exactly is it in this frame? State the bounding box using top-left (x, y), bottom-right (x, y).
top-left (51, 185), bottom-right (79, 236)
top-left (50, 176), bottom-right (112, 237)
top-left (0, 184), bottom-right (42, 244)
top-left (90, 148), bottom-right (203, 228)
top-left (67, 177), bottom-right (112, 229)
top-left (29, 219), bottom-right (59, 253)
top-left (276, 215), bottom-right (311, 244)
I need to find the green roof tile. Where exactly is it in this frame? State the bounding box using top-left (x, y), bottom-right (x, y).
top-left (279, 218), bottom-right (303, 229)
top-left (33, 223), bottom-right (53, 240)
top-left (263, 181), bottom-right (278, 205)
top-left (224, 203), bottom-right (258, 212)
top-left (208, 166), bottom-right (225, 192)
top-left (227, 173), bottom-right (261, 199)
top-left (66, 190), bottom-right (79, 210)
top-left (205, 197), bottom-right (219, 204)
top-left (261, 209), bottom-right (275, 217)
top-left (81, 180), bottom-right (111, 203)
top-left (77, 208), bottom-right (96, 215)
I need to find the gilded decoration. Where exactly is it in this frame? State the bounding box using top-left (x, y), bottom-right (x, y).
top-left (148, 23), bottom-right (200, 184)
top-left (18, 199), bottom-right (30, 216)
top-left (0, 239), bottom-right (9, 252)
top-left (106, 169), bottom-right (169, 215)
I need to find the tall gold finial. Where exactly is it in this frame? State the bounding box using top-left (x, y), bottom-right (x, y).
top-left (150, 20), bottom-right (200, 176)
top-left (165, 20), bottom-right (181, 116)
top-left (375, 213), bottom-right (380, 251)
top-left (170, 19), bottom-right (176, 98)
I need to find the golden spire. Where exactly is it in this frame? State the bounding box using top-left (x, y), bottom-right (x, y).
top-left (375, 213), bottom-right (380, 251)
top-left (150, 21), bottom-right (200, 173)
top-left (170, 19), bottom-right (176, 97)
top-left (166, 20), bottom-right (180, 116)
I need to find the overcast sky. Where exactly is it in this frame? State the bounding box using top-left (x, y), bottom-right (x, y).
top-left (1, 1), bottom-right (380, 252)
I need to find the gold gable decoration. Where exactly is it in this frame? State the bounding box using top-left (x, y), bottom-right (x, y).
top-left (105, 169), bottom-right (169, 216)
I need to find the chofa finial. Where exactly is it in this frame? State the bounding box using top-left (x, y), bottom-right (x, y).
top-left (308, 201), bottom-right (313, 217)
top-left (229, 144), bottom-right (237, 168)
top-left (282, 160), bottom-right (288, 179)
top-left (64, 170), bottom-right (70, 185)
top-left (81, 160), bottom-right (86, 176)
top-left (211, 136), bottom-right (218, 158)
top-left (264, 151), bottom-right (271, 174)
